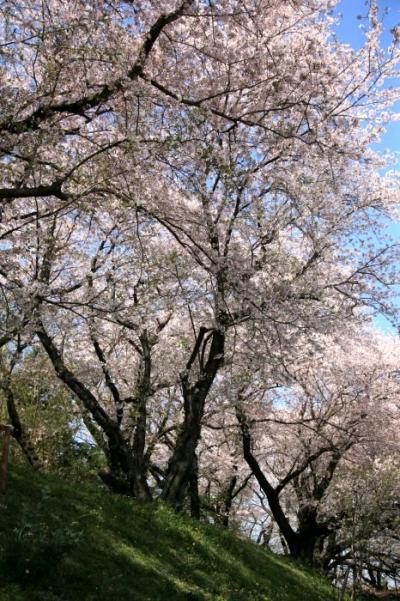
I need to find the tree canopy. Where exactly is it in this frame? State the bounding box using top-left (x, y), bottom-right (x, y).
top-left (1, 0), bottom-right (399, 593)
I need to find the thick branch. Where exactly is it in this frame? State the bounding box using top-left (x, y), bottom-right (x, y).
top-left (0, 1), bottom-right (194, 136)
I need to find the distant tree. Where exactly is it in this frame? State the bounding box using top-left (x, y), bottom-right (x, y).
top-left (208, 329), bottom-right (400, 565)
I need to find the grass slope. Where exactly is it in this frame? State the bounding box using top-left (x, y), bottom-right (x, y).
top-left (0, 467), bottom-right (339, 601)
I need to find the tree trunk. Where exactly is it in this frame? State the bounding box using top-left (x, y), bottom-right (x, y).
top-left (237, 405), bottom-right (335, 565)
top-left (0, 427), bottom-right (12, 493)
top-left (221, 469), bottom-right (238, 527)
top-left (130, 331), bottom-right (152, 500)
top-left (36, 324), bottom-right (150, 499)
top-left (1, 376), bottom-right (42, 469)
top-left (160, 391), bottom-right (203, 509)
top-left (162, 328), bottom-right (224, 508)
top-left (293, 506), bottom-right (328, 564)
top-left (236, 405), bottom-right (300, 556)
top-left (189, 453), bottom-right (200, 519)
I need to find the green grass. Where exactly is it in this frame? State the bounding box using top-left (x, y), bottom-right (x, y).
top-left (0, 466), bottom-right (340, 601)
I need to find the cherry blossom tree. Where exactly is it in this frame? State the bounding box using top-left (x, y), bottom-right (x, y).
top-left (215, 329), bottom-right (400, 564)
top-left (1, 0), bottom-right (399, 517)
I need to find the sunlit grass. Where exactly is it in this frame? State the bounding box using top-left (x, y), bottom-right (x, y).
top-left (0, 466), bottom-right (340, 601)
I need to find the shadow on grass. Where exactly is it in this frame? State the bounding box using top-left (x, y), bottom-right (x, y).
top-left (0, 467), bottom-right (338, 601)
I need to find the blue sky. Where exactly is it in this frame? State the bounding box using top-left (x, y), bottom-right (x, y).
top-left (336, 0), bottom-right (400, 157)
top-left (336, 1), bottom-right (400, 331)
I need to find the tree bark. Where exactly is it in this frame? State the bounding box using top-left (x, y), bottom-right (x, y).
top-left (236, 405), bottom-right (300, 555)
top-left (2, 379), bottom-right (42, 469)
top-left (36, 323), bottom-right (148, 498)
top-left (237, 409), bottom-right (330, 562)
top-left (130, 331), bottom-right (152, 500)
top-left (189, 453), bottom-right (200, 519)
top-left (162, 328), bottom-right (224, 508)
top-left (0, 425), bottom-right (13, 493)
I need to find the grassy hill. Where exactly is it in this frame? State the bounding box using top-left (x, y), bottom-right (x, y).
top-left (0, 466), bottom-right (340, 601)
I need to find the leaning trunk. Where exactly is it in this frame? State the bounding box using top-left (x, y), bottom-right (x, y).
top-left (2, 378), bottom-right (42, 469)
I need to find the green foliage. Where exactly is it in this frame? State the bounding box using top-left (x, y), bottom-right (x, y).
top-left (0, 352), bottom-right (76, 468)
top-left (0, 466), bottom-right (341, 601)
top-left (0, 350), bottom-right (106, 482)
